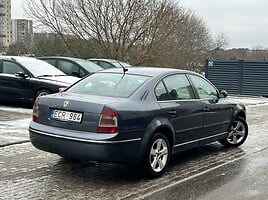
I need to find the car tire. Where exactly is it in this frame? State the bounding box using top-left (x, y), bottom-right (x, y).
top-left (219, 117), bottom-right (248, 147)
top-left (143, 132), bottom-right (170, 178)
top-left (36, 89), bottom-right (50, 98)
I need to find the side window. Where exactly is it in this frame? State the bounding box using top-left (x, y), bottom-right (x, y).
top-left (44, 59), bottom-right (56, 66)
top-left (189, 75), bottom-right (218, 100)
top-left (58, 60), bottom-right (79, 75)
top-left (155, 74), bottom-right (194, 101)
top-left (3, 61), bottom-right (25, 75)
top-left (155, 81), bottom-right (169, 101)
top-left (98, 61), bottom-right (113, 69)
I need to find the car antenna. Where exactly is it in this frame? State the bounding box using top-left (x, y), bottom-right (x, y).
top-left (117, 60), bottom-right (128, 74)
top-left (114, 60), bottom-right (128, 89)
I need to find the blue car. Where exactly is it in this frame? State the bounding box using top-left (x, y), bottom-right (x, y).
top-left (29, 67), bottom-right (248, 177)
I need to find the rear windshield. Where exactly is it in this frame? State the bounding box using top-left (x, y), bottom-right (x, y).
top-left (67, 72), bottom-right (150, 98)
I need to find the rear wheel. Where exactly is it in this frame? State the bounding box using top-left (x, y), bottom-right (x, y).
top-left (144, 132), bottom-right (170, 177)
top-left (219, 117), bottom-right (248, 147)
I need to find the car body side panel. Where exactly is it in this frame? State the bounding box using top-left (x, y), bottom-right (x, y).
top-left (0, 74), bottom-right (33, 102)
top-left (201, 98), bottom-right (233, 139)
top-left (158, 100), bottom-right (203, 149)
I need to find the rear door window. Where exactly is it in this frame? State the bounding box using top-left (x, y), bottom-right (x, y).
top-left (155, 74), bottom-right (195, 101)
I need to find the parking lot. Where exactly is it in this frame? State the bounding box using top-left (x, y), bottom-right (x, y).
top-left (0, 96), bottom-right (268, 199)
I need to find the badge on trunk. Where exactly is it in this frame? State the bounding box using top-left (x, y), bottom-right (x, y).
top-left (63, 100), bottom-right (69, 108)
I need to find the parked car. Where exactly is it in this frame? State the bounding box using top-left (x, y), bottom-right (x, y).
top-left (0, 56), bottom-right (80, 104)
top-left (29, 67), bottom-right (248, 177)
top-left (88, 58), bottom-right (131, 69)
top-left (39, 57), bottom-right (103, 78)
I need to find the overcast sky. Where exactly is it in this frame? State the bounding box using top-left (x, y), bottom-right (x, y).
top-left (11, 0), bottom-right (268, 49)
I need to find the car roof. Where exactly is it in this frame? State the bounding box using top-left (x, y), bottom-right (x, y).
top-left (38, 56), bottom-right (88, 62)
top-left (89, 58), bottom-right (120, 62)
top-left (98, 67), bottom-right (196, 77)
top-left (0, 56), bottom-right (38, 62)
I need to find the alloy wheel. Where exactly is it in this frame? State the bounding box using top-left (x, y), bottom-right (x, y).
top-left (227, 120), bottom-right (246, 144)
top-left (149, 138), bottom-right (169, 173)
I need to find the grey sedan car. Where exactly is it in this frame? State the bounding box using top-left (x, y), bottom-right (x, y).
top-left (88, 58), bottom-right (131, 69)
top-left (29, 67), bottom-right (248, 177)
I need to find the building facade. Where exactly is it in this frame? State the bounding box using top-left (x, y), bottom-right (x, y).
top-left (0, 0), bottom-right (11, 51)
top-left (12, 19), bottom-right (34, 45)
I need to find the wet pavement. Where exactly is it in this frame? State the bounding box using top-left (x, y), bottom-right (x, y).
top-left (0, 96), bottom-right (268, 199)
top-left (0, 105), bottom-right (31, 147)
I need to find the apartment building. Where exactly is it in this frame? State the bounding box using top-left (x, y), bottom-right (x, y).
top-left (12, 19), bottom-right (34, 45)
top-left (0, 0), bottom-right (11, 50)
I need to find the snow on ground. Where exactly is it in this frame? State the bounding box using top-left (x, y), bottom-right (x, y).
top-left (0, 106), bottom-right (32, 114)
top-left (228, 95), bottom-right (268, 107)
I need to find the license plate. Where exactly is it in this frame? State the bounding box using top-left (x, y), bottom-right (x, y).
top-left (51, 109), bottom-right (83, 123)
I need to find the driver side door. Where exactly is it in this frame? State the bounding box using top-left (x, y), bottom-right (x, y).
top-left (188, 74), bottom-right (232, 143)
top-left (0, 61), bottom-right (31, 102)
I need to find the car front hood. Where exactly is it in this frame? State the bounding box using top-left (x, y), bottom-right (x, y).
top-left (38, 76), bottom-right (80, 85)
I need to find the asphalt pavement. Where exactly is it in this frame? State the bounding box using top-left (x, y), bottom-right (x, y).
top-left (0, 96), bottom-right (268, 200)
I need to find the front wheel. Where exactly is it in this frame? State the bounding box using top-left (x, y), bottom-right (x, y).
top-left (219, 117), bottom-right (248, 147)
top-left (144, 132), bottom-right (170, 177)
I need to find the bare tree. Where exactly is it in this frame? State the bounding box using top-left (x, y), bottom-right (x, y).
top-left (26, 0), bottom-right (172, 59)
top-left (26, 0), bottom-right (215, 71)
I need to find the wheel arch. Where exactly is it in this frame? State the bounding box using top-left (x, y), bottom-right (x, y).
top-left (139, 117), bottom-right (175, 162)
top-left (35, 88), bottom-right (53, 98)
top-left (233, 109), bottom-right (246, 121)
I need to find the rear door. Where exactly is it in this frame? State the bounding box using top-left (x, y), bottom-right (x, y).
top-left (188, 74), bottom-right (232, 142)
top-left (155, 74), bottom-right (203, 149)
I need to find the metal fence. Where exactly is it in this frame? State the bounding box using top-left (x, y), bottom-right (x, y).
top-left (205, 59), bottom-right (268, 96)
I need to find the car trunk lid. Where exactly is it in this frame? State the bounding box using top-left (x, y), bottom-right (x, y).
top-left (37, 92), bottom-right (122, 132)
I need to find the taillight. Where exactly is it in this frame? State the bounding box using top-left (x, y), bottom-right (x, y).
top-left (32, 98), bottom-right (39, 122)
top-left (97, 106), bottom-right (118, 134)
top-left (59, 87), bottom-right (65, 93)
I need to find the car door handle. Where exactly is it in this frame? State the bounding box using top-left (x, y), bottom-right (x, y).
top-left (203, 107), bottom-right (210, 112)
top-left (168, 110), bottom-right (177, 116)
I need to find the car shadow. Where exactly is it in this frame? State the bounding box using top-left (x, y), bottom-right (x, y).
top-left (38, 143), bottom-right (246, 199)
top-left (48, 142), bottom-right (246, 182)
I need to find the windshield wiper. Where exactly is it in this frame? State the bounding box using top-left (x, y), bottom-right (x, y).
top-left (37, 75), bottom-right (53, 77)
top-left (37, 74), bottom-right (65, 78)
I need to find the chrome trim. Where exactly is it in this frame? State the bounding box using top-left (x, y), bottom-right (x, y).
top-left (29, 127), bottom-right (142, 144)
top-left (174, 132), bottom-right (227, 148)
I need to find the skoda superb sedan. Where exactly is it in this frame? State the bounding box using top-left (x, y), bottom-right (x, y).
top-left (29, 67), bottom-right (248, 177)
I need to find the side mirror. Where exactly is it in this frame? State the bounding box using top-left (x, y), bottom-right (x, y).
top-left (219, 90), bottom-right (228, 98)
top-left (15, 72), bottom-right (28, 79)
top-left (71, 71), bottom-right (82, 78)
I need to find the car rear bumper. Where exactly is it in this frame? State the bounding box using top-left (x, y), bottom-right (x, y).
top-left (29, 127), bottom-right (144, 164)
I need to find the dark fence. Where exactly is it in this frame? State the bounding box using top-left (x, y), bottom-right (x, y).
top-left (205, 59), bottom-right (268, 96)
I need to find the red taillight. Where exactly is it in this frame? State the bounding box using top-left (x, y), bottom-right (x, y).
top-left (97, 106), bottom-right (118, 134)
top-left (32, 99), bottom-right (39, 122)
top-left (59, 87), bottom-right (65, 93)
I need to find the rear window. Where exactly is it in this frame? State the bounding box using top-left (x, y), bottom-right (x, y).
top-left (67, 72), bottom-right (150, 98)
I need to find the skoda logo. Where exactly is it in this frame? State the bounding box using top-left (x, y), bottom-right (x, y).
top-left (63, 101), bottom-right (69, 108)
